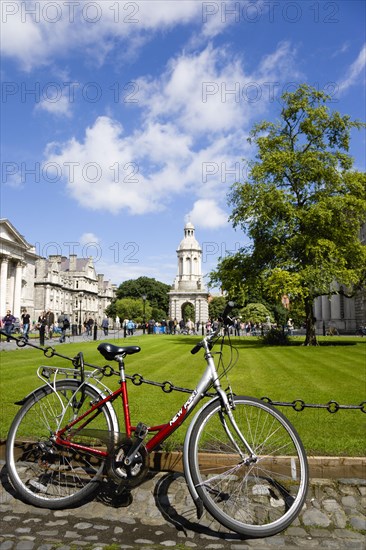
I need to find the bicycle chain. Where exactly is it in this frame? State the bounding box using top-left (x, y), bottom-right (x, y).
top-left (4, 332), bottom-right (365, 413)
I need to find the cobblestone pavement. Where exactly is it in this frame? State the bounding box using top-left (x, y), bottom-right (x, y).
top-left (1, 465), bottom-right (365, 550)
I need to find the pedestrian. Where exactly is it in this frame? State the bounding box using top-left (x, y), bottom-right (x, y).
top-left (287, 318), bottom-right (294, 336)
top-left (186, 318), bottom-right (194, 334)
top-left (127, 319), bottom-right (135, 336)
top-left (2, 310), bottom-right (16, 342)
top-left (21, 309), bottom-right (31, 340)
top-left (45, 310), bottom-right (55, 339)
top-left (86, 317), bottom-right (94, 336)
top-left (58, 312), bottom-right (69, 343)
top-left (37, 311), bottom-right (47, 346)
top-left (102, 317), bottom-right (109, 336)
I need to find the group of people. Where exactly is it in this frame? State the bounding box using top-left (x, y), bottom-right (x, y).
top-left (0, 309), bottom-right (107, 346)
top-left (33, 311), bottom-right (70, 345)
top-left (2, 309), bottom-right (295, 345)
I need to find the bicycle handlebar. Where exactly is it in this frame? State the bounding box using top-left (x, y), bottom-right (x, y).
top-left (190, 302), bottom-right (235, 355)
top-left (219, 300), bottom-right (235, 326)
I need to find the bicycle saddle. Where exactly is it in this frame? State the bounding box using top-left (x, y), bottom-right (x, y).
top-left (97, 343), bottom-right (141, 361)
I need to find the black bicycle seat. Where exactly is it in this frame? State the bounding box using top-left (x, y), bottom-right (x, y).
top-left (97, 343), bottom-right (141, 361)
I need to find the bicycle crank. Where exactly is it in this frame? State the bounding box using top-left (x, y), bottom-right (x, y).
top-left (107, 438), bottom-right (149, 487)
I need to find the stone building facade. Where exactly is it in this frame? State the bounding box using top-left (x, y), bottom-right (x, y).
top-left (0, 219), bottom-right (115, 327)
top-left (0, 219), bottom-right (39, 320)
top-left (34, 254), bottom-right (116, 327)
top-left (313, 223), bottom-right (366, 333)
top-left (169, 222), bottom-right (209, 324)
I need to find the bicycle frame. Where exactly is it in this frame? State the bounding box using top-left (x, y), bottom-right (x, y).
top-left (53, 343), bottom-right (218, 459)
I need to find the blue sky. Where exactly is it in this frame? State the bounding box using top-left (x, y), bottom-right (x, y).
top-left (1, 0), bottom-right (365, 288)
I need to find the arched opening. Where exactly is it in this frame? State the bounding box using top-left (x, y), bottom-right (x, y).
top-left (181, 301), bottom-right (195, 323)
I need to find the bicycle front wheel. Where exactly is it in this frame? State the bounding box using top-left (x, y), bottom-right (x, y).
top-left (188, 396), bottom-right (308, 538)
top-left (6, 380), bottom-right (115, 509)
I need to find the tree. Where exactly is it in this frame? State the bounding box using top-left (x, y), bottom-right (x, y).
top-left (211, 85), bottom-right (366, 345)
top-left (208, 296), bottom-right (227, 320)
top-left (241, 303), bottom-right (272, 325)
top-left (113, 277), bottom-right (171, 317)
top-left (114, 297), bottom-right (152, 324)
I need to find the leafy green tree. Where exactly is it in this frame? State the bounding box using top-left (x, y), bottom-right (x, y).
top-left (211, 85), bottom-right (366, 345)
top-left (113, 277), bottom-right (171, 317)
top-left (241, 303), bottom-right (272, 325)
top-left (208, 296), bottom-right (227, 320)
top-left (114, 297), bottom-right (152, 324)
top-left (151, 307), bottom-right (167, 322)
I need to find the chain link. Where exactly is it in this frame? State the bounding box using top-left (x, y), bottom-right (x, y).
top-left (261, 396), bottom-right (366, 414)
top-left (5, 333), bottom-right (365, 413)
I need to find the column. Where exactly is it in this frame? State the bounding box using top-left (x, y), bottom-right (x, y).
top-left (13, 262), bottom-right (23, 318)
top-left (45, 285), bottom-right (51, 311)
top-left (314, 296), bottom-right (322, 322)
top-left (0, 257), bottom-right (9, 316)
top-left (321, 296), bottom-right (331, 321)
top-left (330, 294), bottom-right (341, 321)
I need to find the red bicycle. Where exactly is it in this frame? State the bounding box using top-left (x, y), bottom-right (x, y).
top-left (6, 303), bottom-right (308, 538)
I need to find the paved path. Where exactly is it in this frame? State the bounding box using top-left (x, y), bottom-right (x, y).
top-left (1, 466), bottom-right (365, 550)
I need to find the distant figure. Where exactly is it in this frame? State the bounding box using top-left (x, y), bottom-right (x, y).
top-left (38, 311), bottom-right (47, 346)
top-left (2, 310), bottom-right (16, 342)
top-left (186, 318), bottom-right (194, 334)
top-left (45, 310), bottom-right (55, 339)
top-left (127, 320), bottom-right (135, 336)
top-left (287, 318), bottom-right (294, 336)
top-left (86, 318), bottom-right (94, 336)
top-left (102, 317), bottom-right (109, 336)
top-left (21, 309), bottom-right (31, 340)
top-left (58, 312), bottom-right (69, 343)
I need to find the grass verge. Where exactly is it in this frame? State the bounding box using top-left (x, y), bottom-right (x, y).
top-left (0, 334), bottom-right (365, 455)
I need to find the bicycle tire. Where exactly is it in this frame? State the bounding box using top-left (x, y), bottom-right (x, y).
top-left (6, 380), bottom-right (116, 509)
top-left (187, 396), bottom-right (308, 538)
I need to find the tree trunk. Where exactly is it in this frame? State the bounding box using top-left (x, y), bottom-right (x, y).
top-left (304, 296), bottom-right (318, 346)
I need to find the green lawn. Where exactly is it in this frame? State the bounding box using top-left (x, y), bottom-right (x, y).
top-left (0, 335), bottom-right (365, 456)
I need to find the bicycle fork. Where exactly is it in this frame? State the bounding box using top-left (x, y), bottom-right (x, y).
top-left (218, 388), bottom-right (257, 465)
top-left (183, 390), bottom-right (257, 519)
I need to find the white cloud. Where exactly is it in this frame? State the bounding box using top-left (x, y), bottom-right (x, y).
top-left (43, 115), bottom-right (195, 215)
top-left (187, 199), bottom-right (228, 229)
top-left (79, 232), bottom-right (100, 245)
top-left (138, 45), bottom-right (248, 135)
top-left (42, 42), bottom-right (301, 217)
top-left (0, 0), bottom-right (203, 71)
top-left (36, 95), bottom-right (72, 117)
top-left (138, 41), bottom-right (300, 137)
top-left (339, 44), bottom-right (366, 94)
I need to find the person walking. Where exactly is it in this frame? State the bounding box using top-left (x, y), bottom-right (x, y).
top-left (2, 310), bottom-right (16, 342)
top-left (45, 310), bottom-right (55, 339)
top-left (58, 312), bottom-right (69, 343)
top-left (101, 317), bottom-right (109, 336)
top-left (37, 311), bottom-right (47, 346)
top-left (86, 318), bottom-right (94, 336)
top-left (127, 319), bottom-right (135, 336)
top-left (21, 309), bottom-right (31, 341)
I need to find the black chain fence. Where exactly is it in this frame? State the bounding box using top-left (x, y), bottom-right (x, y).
top-left (2, 332), bottom-right (365, 414)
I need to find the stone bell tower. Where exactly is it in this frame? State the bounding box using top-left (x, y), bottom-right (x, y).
top-left (169, 221), bottom-right (209, 324)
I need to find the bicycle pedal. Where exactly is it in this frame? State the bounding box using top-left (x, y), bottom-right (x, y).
top-left (135, 422), bottom-right (148, 439)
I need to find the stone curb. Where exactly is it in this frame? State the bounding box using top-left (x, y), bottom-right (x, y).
top-left (1, 440), bottom-right (365, 479)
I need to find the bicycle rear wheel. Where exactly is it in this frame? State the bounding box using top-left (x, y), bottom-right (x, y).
top-left (6, 380), bottom-right (115, 509)
top-left (188, 396), bottom-right (308, 538)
